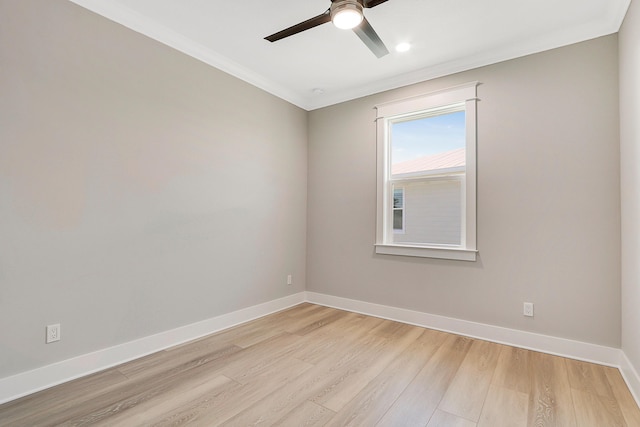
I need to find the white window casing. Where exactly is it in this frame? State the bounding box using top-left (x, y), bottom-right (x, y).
top-left (374, 82), bottom-right (479, 261)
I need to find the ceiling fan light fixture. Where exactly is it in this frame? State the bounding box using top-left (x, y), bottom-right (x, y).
top-left (331, 0), bottom-right (364, 30)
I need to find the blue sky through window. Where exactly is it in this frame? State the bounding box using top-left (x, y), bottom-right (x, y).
top-left (391, 111), bottom-right (465, 164)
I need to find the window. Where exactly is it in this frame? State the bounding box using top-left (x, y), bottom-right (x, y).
top-left (375, 82), bottom-right (478, 261)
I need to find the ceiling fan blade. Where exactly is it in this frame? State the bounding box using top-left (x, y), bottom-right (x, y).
top-left (353, 17), bottom-right (389, 58)
top-left (265, 10), bottom-right (331, 42)
top-left (364, 0), bottom-right (389, 8)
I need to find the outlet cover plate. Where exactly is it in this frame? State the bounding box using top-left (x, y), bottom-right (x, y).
top-left (46, 324), bottom-right (61, 343)
top-left (523, 302), bottom-right (534, 317)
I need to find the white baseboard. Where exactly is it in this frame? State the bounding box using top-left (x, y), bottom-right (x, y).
top-left (620, 352), bottom-right (640, 407)
top-left (305, 291), bottom-right (622, 366)
top-left (0, 292), bottom-right (306, 405)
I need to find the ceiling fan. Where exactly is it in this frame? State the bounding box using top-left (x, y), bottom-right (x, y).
top-left (264, 0), bottom-right (390, 58)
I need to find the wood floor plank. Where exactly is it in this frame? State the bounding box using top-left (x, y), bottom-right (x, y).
top-left (215, 364), bottom-right (335, 425)
top-left (288, 309), bottom-right (351, 336)
top-left (427, 409), bottom-right (477, 427)
top-left (324, 328), bottom-right (448, 426)
top-left (290, 313), bottom-right (385, 365)
top-left (151, 355), bottom-right (314, 426)
top-left (219, 332), bottom-right (309, 384)
top-left (0, 368), bottom-right (129, 426)
top-left (117, 343), bottom-right (242, 381)
top-left (438, 339), bottom-right (503, 422)
top-left (283, 302), bottom-right (328, 319)
top-left (310, 322), bottom-right (425, 412)
top-left (281, 306), bottom-right (345, 334)
top-left (477, 385), bottom-right (528, 427)
top-left (48, 355), bottom-right (243, 426)
top-left (215, 333), bottom-right (388, 425)
top-left (130, 377), bottom-right (243, 426)
top-left (376, 334), bottom-right (474, 427)
top-left (567, 358), bottom-right (618, 398)
top-left (370, 317), bottom-right (414, 338)
top-left (225, 321), bottom-right (289, 349)
top-left (275, 400), bottom-right (336, 426)
top-left (605, 367), bottom-right (640, 426)
top-left (527, 352), bottom-right (577, 427)
top-left (89, 374), bottom-right (235, 426)
top-left (492, 345), bottom-right (531, 393)
top-left (164, 303), bottom-right (312, 353)
top-left (566, 358), bottom-right (626, 426)
top-left (477, 344), bottom-right (530, 427)
top-left (571, 388), bottom-right (626, 427)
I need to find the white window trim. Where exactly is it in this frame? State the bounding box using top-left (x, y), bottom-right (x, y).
top-left (374, 82), bottom-right (479, 262)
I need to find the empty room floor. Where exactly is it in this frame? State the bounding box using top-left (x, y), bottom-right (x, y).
top-left (1, 303), bottom-right (639, 426)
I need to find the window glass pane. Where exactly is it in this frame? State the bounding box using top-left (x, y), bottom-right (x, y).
top-left (393, 188), bottom-right (403, 208)
top-left (391, 111), bottom-right (465, 179)
top-left (392, 180), bottom-right (462, 246)
top-left (393, 209), bottom-right (403, 230)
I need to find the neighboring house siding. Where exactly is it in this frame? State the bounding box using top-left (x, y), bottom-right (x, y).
top-left (394, 178), bottom-right (462, 245)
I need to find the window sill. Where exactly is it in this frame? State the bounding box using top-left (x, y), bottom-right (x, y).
top-left (375, 244), bottom-right (477, 261)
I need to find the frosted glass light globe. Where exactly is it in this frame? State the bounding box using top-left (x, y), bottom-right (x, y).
top-left (332, 7), bottom-right (363, 29)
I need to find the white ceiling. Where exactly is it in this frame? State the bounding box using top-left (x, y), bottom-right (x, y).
top-left (69, 0), bottom-right (630, 110)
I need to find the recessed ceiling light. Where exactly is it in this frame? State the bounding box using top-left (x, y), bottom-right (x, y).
top-left (395, 42), bottom-right (411, 53)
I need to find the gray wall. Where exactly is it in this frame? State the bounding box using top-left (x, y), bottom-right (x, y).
top-left (307, 35), bottom-right (621, 347)
top-left (620, 0), bottom-right (640, 375)
top-left (0, 0), bottom-right (308, 377)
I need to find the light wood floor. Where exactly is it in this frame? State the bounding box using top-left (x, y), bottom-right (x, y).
top-left (1, 304), bottom-right (639, 426)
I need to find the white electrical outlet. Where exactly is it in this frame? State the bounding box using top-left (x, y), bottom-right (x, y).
top-left (46, 324), bottom-right (61, 343)
top-left (287, 274), bottom-right (292, 285)
top-left (523, 302), bottom-right (534, 317)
